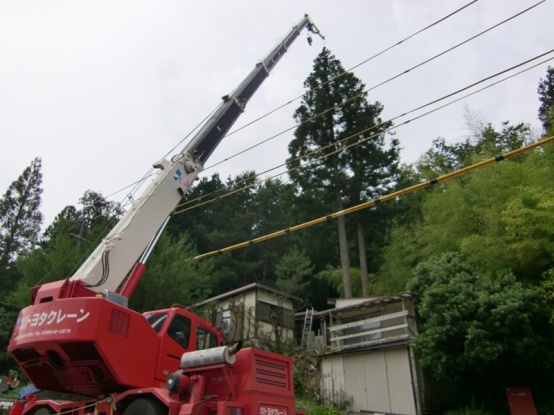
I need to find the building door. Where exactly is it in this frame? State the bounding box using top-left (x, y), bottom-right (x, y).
top-left (342, 348), bottom-right (417, 415)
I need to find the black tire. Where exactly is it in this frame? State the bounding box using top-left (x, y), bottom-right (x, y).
top-left (123, 399), bottom-right (167, 415)
top-left (33, 408), bottom-right (55, 415)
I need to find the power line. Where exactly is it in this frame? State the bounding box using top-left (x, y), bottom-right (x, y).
top-left (207, 0), bottom-right (481, 157)
top-left (58, 0), bottom-right (548, 252)
top-left (363, 0), bottom-right (545, 95)
top-left (206, 0), bottom-right (542, 171)
top-left (190, 135), bottom-right (554, 262)
top-left (172, 50), bottom-right (554, 216)
top-left (98, 1), bottom-right (540, 214)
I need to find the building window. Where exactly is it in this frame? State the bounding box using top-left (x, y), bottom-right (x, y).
top-left (256, 300), bottom-right (294, 329)
top-left (215, 309), bottom-right (232, 337)
top-left (196, 325), bottom-right (218, 350)
top-left (214, 303), bottom-right (244, 343)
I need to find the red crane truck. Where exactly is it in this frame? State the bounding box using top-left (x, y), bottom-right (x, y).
top-left (7, 15), bottom-right (323, 415)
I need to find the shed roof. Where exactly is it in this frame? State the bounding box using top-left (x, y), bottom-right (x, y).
top-left (190, 282), bottom-right (303, 308)
top-left (311, 292), bottom-right (413, 318)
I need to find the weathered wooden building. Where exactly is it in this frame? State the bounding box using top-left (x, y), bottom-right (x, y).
top-left (194, 286), bottom-right (427, 414)
top-left (303, 293), bottom-right (424, 415)
top-left (192, 283), bottom-right (302, 350)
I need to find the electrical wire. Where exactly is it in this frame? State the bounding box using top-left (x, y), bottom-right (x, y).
top-left (208, 0), bottom-right (481, 152)
top-left (362, 0), bottom-right (545, 95)
top-left (74, 0), bottom-right (540, 218)
top-left (53, 104), bottom-right (224, 284)
top-left (171, 50), bottom-right (554, 216)
top-left (174, 51), bottom-right (554, 214)
top-left (40, 1), bottom-right (547, 284)
top-left (206, 0), bottom-right (545, 172)
top-left (190, 135), bottom-right (554, 261)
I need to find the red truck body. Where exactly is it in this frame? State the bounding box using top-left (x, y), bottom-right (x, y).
top-left (9, 347), bottom-right (300, 415)
top-left (9, 287), bottom-right (224, 397)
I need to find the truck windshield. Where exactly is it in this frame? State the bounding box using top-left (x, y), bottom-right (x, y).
top-left (145, 312), bottom-right (168, 333)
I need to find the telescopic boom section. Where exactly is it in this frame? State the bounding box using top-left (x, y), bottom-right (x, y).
top-left (190, 14), bottom-right (323, 163)
top-left (66, 15), bottom-right (323, 295)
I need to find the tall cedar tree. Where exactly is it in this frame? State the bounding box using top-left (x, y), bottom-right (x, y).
top-left (538, 66), bottom-right (554, 134)
top-left (0, 157), bottom-right (43, 290)
top-left (288, 48), bottom-right (398, 297)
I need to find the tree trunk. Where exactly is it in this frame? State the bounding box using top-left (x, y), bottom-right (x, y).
top-left (337, 197), bottom-right (352, 298)
top-left (357, 218), bottom-right (370, 297)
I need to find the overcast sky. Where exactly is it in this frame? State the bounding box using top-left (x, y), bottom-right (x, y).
top-left (1, 0), bottom-right (553, 229)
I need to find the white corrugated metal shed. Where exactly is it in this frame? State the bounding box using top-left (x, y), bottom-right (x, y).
top-left (317, 293), bottom-right (422, 415)
top-left (321, 347), bottom-right (419, 415)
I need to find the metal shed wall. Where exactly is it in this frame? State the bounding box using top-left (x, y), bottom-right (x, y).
top-left (321, 347), bottom-right (417, 415)
top-left (320, 354), bottom-right (346, 407)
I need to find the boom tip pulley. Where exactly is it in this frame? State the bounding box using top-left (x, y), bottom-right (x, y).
top-left (305, 14), bottom-right (325, 45)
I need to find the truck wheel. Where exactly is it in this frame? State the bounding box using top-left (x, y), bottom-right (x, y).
top-left (123, 399), bottom-right (167, 415)
top-left (33, 408), bottom-right (55, 415)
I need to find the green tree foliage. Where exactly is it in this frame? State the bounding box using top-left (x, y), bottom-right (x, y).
top-left (253, 178), bottom-right (300, 282)
top-left (288, 47), bottom-right (399, 298)
top-left (315, 265), bottom-right (362, 298)
top-left (0, 159), bottom-right (44, 371)
top-left (460, 162), bottom-right (554, 277)
top-left (129, 232), bottom-right (214, 312)
top-left (0, 189), bottom-right (121, 376)
top-left (377, 120), bottom-right (547, 292)
top-left (538, 66), bottom-right (554, 134)
top-left (0, 157), bottom-right (43, 290)
top-left (372, 223), bottom-right (425, 294)
top-left (347, 124), bottom-right (400, 295)
top-left (170, 172), bottom-right (252, 293)
top-left (541, 268), bottom-right (554, 323)
top-left (416, 121), bottom-right (531, 179)
top-left (409, 253), bottom-right (554, 400)
top-left (43, 190), bottom-right (122, 244)
top-left (419, 146), bottom-right (554, 279)
top-left (0, 305), bottom-right (20, 375)
top-left (11, 233), bottom-right (85, 307)
top-left (168, 173), bottom-right (299, 295)
top-left (168, 173), bottom-right (228, 253)
top-left (280, 183), bottom-right (339, 277)
top-left (11, 191), bottom-right (122, 307)
top-left (274, 246), bottom-right (314, 298)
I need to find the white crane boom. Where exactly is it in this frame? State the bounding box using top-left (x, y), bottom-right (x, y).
top-left (69, 14), bottom-right (323, 293)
